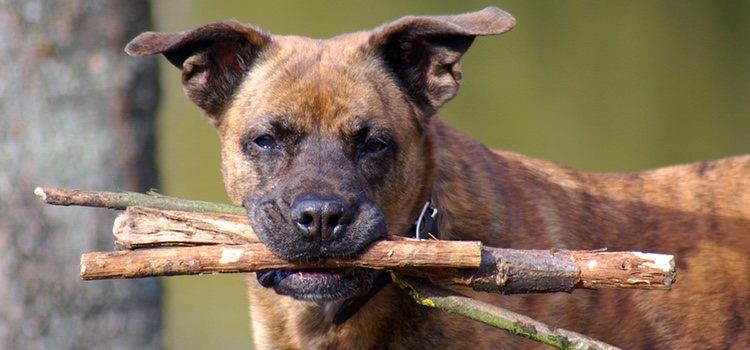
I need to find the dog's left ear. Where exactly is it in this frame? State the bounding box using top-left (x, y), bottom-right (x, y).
top-left (368, 7), bottom-right (515, 115)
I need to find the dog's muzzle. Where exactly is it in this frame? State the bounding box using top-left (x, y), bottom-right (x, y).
top-left (246, 194), bottom-right (387, 261)
top-left (245, 193), bottom-right (387, 302)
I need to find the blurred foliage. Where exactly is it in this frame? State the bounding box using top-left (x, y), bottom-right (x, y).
top-left (151, 1), bottom-right (750, 349)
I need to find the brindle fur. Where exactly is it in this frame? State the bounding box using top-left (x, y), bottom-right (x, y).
top-left (127, 7), bottom-right (750, 349)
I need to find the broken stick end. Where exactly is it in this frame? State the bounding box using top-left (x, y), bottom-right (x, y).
top-left (34, 187), bottom-right (48, 202)
top-left (80, 264), bottom-right (87, 279)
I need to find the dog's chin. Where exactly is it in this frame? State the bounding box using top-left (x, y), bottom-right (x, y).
top-left (257, 269), bottom-right (374, 303)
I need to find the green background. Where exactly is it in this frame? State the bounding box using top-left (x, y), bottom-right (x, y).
top-left (152, 1), bottom-right (750, 349)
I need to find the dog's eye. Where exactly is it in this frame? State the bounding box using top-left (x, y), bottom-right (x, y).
top-left (362, 138), bottom-right (388, 154)
top-left (253, 134), bottom-right (278, 150)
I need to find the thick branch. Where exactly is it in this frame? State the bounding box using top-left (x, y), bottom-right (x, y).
top-left (396, 276), bottom-right (621, 350)
top-left (101, 206), bottom-right (675, 291)
top-left (80, 240), bottom-right (482, 280)
top-left (430, 247), bottom-right (675, 292)
top-left (112, 207), bottom-right (256, 249)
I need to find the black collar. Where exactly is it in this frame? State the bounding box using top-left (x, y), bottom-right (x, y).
top-left (332, 199), bottom-right (439, 325)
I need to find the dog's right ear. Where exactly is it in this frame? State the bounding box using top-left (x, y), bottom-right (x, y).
top-left (126, 21), bottom-right (270, 119)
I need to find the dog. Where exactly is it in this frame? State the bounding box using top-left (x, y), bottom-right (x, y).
top-left (126, 7), bottom-right (750, 349)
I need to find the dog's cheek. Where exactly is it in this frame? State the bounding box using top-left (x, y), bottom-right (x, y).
top-left (359, 148), bottom-right (396, 190)
top-left (218, 144), bottom-right (252, 205)
top-left (345, 202), bottom-right (388, 251)
top-left (248, 200), bottom-right (300, 258)
top-left (220, 131), bottom-right (290, 205)
top-left (378, 139), bottom-right (431, 231)
top-left (219, 139), bottom-right (275, 205)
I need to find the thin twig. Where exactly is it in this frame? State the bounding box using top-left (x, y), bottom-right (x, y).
top-left (34, 187), bottom-right (243, 214)
top-left (396, 276), bottom-right (621, 350)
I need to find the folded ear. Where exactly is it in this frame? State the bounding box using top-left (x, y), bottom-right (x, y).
top-left (126, 21), bottom-right (270, 119)
top-left (368, 7), bottom-right (515, 115)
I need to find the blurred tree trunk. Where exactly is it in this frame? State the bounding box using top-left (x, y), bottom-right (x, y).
top-left (0, 1), bottom-right (161, 349)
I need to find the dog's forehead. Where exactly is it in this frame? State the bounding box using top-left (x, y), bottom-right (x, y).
top-left (274, 30), bottom-right (371, 48)
top-left (223, 33), bottom-right (414, 134)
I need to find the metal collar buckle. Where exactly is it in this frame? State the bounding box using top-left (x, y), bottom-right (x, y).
top-left (414, 200), bottom-right (438, 240)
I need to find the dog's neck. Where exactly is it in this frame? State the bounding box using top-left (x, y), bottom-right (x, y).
top-left (427, 116), bottom-right (622, 250)
top-left (428, 116), bottom-right (749, 254)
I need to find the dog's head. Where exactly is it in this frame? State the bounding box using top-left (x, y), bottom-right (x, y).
top-left (127, 7), bottom-right (514, 302)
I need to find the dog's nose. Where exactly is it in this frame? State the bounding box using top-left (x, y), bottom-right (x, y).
top-left (291, 196), bottom-right (352, 240)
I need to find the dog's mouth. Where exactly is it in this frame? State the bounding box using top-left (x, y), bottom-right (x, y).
top-left (246, 194), bottom-right (387, 303)
top-left (256, 268), bottom-right (375, 303)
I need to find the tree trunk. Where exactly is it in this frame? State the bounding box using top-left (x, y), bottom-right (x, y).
top-left (0, 1), bottom-right (161, 349)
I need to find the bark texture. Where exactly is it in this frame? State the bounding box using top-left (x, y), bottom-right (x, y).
top-left (0, 1), bottom-right (161, 349)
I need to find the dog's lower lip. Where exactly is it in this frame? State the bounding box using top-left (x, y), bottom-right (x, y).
top-left (293, 269), bottom-right (346, 276)
top-left (258, 268), bottom-right (373, 302)
top-left (281, 269), bottom-right (348, 281)
top-left (286, 269), bottom-right (347, 284)
top-left (257, 269), bottom-right (348, 287)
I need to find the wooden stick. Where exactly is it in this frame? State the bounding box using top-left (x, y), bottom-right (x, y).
top-left (81, 241), bottom-right (674, 292)
top-left (112, 207), bottom-right (256, 249)
top-left (34, 186), bottom-right (243, 214)
top-left (80, 240), bottom-right (483, 280)
top-left (573, 250), bottom-right (675, 289)
top-left (396, 276), bottom-right (621, 350)
top-left (430, 247), bottom-right (675, 292)
top-left (108, 206), bottom-right (675, 291)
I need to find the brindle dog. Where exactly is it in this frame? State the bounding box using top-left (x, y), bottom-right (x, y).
top-left (126, 7), bottom-right (749, 349)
